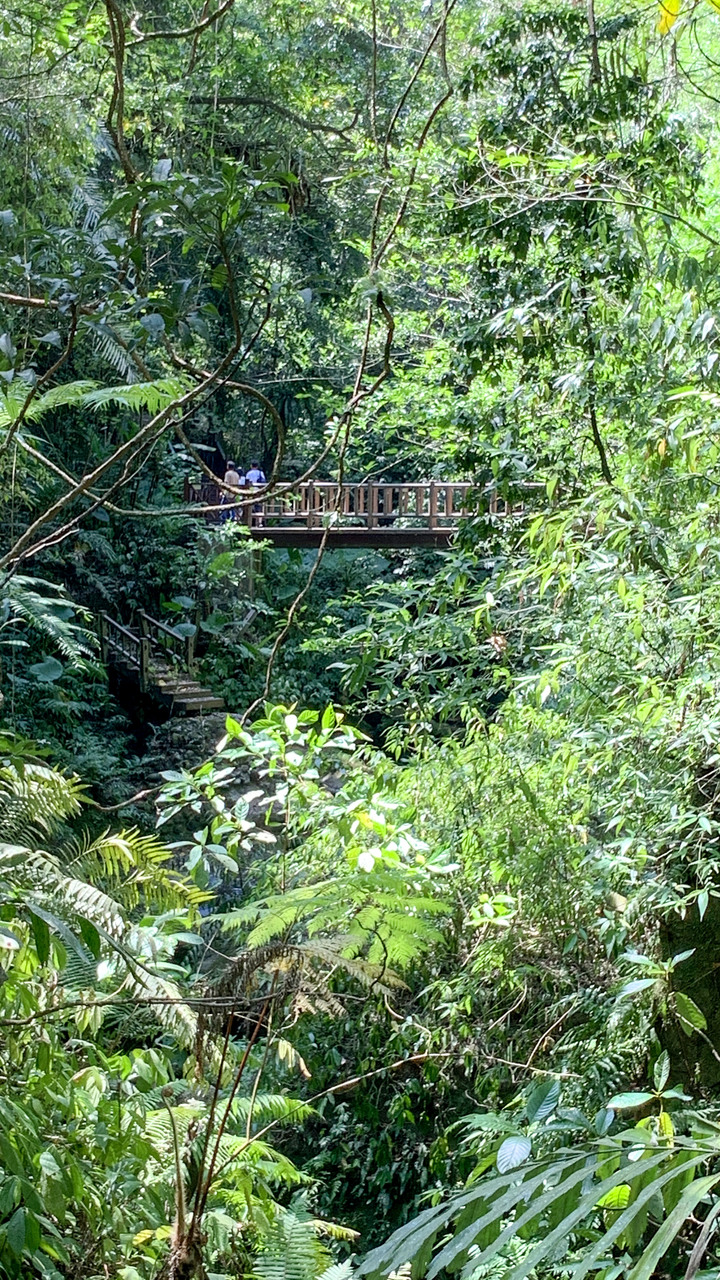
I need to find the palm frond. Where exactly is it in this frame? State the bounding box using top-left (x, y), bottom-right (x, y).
top-left (359, 1135), bottom-right (720, 1280)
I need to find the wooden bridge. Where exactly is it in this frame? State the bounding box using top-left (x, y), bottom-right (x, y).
top-left (184, 480), bottom-right (520, 548)
top-left (99, 610), bottom-right (226, 715)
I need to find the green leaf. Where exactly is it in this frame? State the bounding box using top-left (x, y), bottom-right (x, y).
top-left (0, 1138), bottom-right (21, 1178)
top-left (606, 1092), bottom-right (653, 1110)
top-left (28, 911), bottom-right (50, 964)
top-left (676, 992), bottom-right (707, 1033)
top-left (78, 917), bottom-right (101, 960)
top-left (594, 1108), bottom-right (614, 1136)
top-left (5, 1208), bottom-right (24, 1258)
top-left (496, 1136), bottom-right (532, 1172)
top-left (653, 1051), bottom-right (670, 1092)
top-left (23, 1210), bottom-right (39, 1254)
top-left (526, 1079), bottom-right (560, 1124)
top-left (596, 1184), bottom-right (630, 1210)
top-left (27, 657), bottom-right (64, 682)
top-left (618, 978), bottom-right (656, 997)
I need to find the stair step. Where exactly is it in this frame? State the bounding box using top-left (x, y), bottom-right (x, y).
top-left (103, 613), bottom-right (224, 715)
top-left (154, 681), bottom-right (205, 692)
top-left (173, 696), bottom-right (226, 712)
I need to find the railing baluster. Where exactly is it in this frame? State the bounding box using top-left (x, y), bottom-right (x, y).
top-left (368, 484), bottom-right (377, 529)
top-left (429, 482), bottom-right (437, 529)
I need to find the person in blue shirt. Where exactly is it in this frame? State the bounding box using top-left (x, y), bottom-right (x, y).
top-left (246, 461), bottom-right (266, 525)
top-left (246, 461), bottom-right (266, 485)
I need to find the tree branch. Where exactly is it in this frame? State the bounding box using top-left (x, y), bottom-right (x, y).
top-left (128, 0), bottom-right (236, 46)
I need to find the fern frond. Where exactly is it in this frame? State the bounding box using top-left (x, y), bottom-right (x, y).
top-left (1, 575), bottom-right (94, 662)
top-left (82, 377), bottom-right (188, 413)
top-left (229, 1093), bottom-right (314, 1127)
top-left (64, 828), bottom-right (204, 913)
top-left (91, 327), bottom-right (136, 379)
top-left (0, 763), bottom-right (84, 841)
top-left (318, 1260), bottom-right (355, 1280)
top-left (255, 1207), bottom-right (334, 1280)
top-left (0, 380), bottom-right (97, 427)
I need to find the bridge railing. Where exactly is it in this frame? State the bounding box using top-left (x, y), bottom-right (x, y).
top-left (183, 480), bottom-right (520, 528)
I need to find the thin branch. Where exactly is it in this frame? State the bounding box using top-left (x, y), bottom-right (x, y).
top-left (188, 95), bottom-right (357, 138)
top-left (685, 1201), bottom-right (720, 1280)
top-left (105, 0), bottom-right (138, 185)
top-left (381, 0), bottom-right (458, 168)
top-left (192, 990), bottom-right (273, 1231)
top-left (0, 305), bottom-right (78, 457)
top-left (128, 0), bottom-right (236, 45)
top-left (0, 291), bottom-right (95, 314)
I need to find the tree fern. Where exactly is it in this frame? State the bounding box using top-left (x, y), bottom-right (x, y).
top-left (0, 748), bottom-right (203, 1049)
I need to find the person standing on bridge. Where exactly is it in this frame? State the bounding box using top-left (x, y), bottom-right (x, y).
top-left (246, 460), bottom-right (266, 526)
top-left (246, 461), bottom-right (266, 486)
top-left (221, 461), bottom-right (245, 522)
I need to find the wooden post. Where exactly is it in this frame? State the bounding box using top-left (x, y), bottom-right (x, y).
top-left (307, 481), bottom-right (315, 528)
top-left (139, 635), bottom-right (151, 693)
top-left (98, 613), bottom-right (109, 664)
top-left (185, 628), bottom-right (196, 674)
top-left (429, 482), bottom-right (438, 529)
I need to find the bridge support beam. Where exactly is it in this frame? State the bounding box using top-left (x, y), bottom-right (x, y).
top-left (247, 527), bottom-right (456, 549)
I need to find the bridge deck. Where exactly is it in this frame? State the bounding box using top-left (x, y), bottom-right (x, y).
top-left (184, 480), bottom-right (519, 548)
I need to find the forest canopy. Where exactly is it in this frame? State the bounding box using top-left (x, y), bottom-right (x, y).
top-left (4, 2), bottom-right (720, 1280)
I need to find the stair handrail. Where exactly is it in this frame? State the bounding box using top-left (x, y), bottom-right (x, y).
top-left (99, 612), bottom-right (150, 692)
top-left (138, 610), bottom-right (196, 672)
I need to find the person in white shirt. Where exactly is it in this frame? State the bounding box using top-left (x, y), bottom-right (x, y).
top-left (221, 461), bottom-right (245, 521)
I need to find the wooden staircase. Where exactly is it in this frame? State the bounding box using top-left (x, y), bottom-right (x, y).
top-left (98, 610), bottom-right (225, 715)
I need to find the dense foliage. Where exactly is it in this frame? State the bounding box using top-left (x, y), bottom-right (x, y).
top-left (6, 1), bottom-right (720, 1280)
